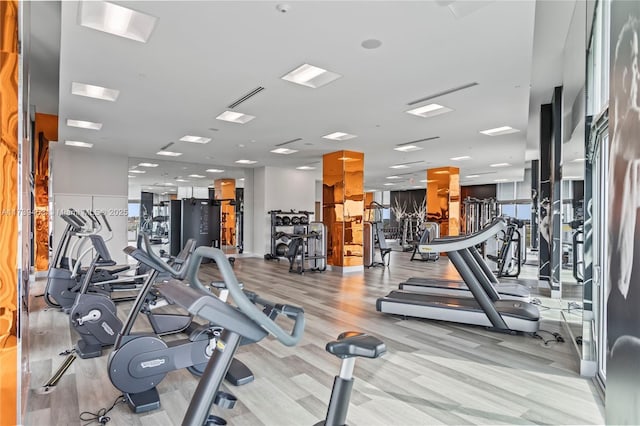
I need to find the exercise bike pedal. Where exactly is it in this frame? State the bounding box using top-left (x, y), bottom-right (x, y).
top-left (214, 391), bottom-right (237, 409)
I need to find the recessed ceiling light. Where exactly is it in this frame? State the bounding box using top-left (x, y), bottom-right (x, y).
top-left (390, 164), bottom-right (410, 169)
top-left (296, 166), bottom-right (316, 170)
top-left (406, 103), bottom-right (453, 118)
top-left (490, 163), bottom-right (511, 168)
top-left (175, 179), bottom-right (189, 182)
top-left (216, 111), bottom-right (255, 124)
top-left (571, 158), bottom-right (586, 162)
top-left (361, 39), bottom-right (382, 49)
top-left (281, 63), bottom-right (341, 88)
top-left (394, 145), bottom-right (423, 152)
top-left (235, 159), bottom-right (257, 164)
top-left (386, 176), bottom-right (401, 179)
top-left (138, 162), bottom-right (158, 167)
top-left (129, 170), bottom-right (145, 174)
top-left (450, 156), bottom-right (471, 161)
top-left (78, 1), bottom-right (158, 43)
top-left (157, 150), bottom-right (182, 157)
top-left (383, 183), bottom-right (396, 186)
top-left (71, 82), bottom-right (119, 101)
top-left (238, 178), bottom-right (245, 181)
top-left (188, 174), bottom-right (205, 178)
top-left (480, 126), bottom-right (520, 136)
top-left (65, 140), bottom-right (93, 148)
top-left (206, 169), bottom-right (225, 173)
top-left (270, 148), bottom-right (298, 155)
top-left (66, 119), bottom-right (102, 130)
top-left (322, 132), bottom-right (357, 141)
top-left (494, 178), bottom-right (509, 182)
top-left (128, 175), bottom-right (135, 178)
top-left (466, 174), bottom-right (480, 178)
top-left (180, 135), bottom-right (211, 144)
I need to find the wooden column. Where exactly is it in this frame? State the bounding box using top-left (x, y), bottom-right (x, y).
top-left (323, 150), bottom-right (364, 273)
top-left (214, 179), bottom-right (235, 247)
top-left (426, 166), bottom-right (460, 237)
top-left (34, 113), bottom-right (58, 272)
top-left (0, 1), bottom-right (19, 424)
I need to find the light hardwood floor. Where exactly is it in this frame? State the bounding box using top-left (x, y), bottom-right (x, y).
top-left (25, 251), bottom-right (604, 426)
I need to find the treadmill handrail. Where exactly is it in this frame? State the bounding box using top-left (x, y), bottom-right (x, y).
top-left (419, 218), bottom-right (506, 253)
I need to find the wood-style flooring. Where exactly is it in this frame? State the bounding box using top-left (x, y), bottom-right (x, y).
top-left (25, 251), bottom-right (604, 425)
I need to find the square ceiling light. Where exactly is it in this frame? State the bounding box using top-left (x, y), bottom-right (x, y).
top-left (78, 1), bottom-right (158, 43)
top-left (322, 132), bottom-right (357, 141)
top-left (180, 135), bottom-right (211, 144)
top-left (296, 166), bottom-right (316, 170)
top-left (235, 159), bottom-right (257, 164)
top-left (394, 145), bottom-right (423, 152)
top-left (157, 150), bottom-right (182, 157)
top-left (65, 140), bottom-right (93, 148)
top-left (406, 103), bottom-right (453, 118)
top-left (138, 162), bottom-right (158, 167)
top-left (206, 169), bottom-right (224, 173)
top-left (67, 119), bottom-right (102, 130)
top-left (71, 82), bottom-right (120, 101)
top-left (270, 148), bottom-right (298, 155)
top-left (281, 63), bottom-right (342, 88)
top-left (216, 111), bottom-right (255, 124)
top-left (480, 126), bottom-right (520, 136)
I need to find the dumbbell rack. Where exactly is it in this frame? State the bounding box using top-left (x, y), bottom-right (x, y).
top-left (265, 210), bottom-right (312, 260)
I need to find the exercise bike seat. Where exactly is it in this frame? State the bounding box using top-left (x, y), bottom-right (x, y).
top-left (326, 332), bottom-right (386, 359)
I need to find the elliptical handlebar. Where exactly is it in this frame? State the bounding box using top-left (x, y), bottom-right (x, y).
top-left (186, 246), bottom-right (305, 347)
top-left (100, 212), bottom-right (112, 232)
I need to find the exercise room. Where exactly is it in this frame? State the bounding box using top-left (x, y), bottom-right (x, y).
top-left (0, 0), bottom-right (636, 425)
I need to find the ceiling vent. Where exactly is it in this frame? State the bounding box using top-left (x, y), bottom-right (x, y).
top-left (227, 86), bottom-right (265, 109)
top-left (408, 82), bottom-right (478, 106)
top-left (275, 137), bottom-right (303, 147)
top-left (397, 136), bottom-right (440, 146)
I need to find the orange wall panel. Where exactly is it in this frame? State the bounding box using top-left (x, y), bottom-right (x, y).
top-left (0, 1), bottom-right (19, 424)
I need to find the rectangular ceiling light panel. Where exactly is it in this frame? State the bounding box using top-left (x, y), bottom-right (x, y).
top-left (406, 103), bottom-right (453, 118)
top-left (480, 126), bottom-right (520, 136)
top-left (206, 169), bottom-right (225, 173)
top-left (180, 135), bottom-right (211, 144)
top-left (235, 159), bottom-right (257, 164)
top-left (216, 111), bottom-right (255, 124)
top-left (322, 132), bottom-right (357, 141)
top-left (138, 162), bottom-right (158, 167)
top-left (156, 151), bottom-right (182, 157)
top-left (65, 140), bottom-right (93, 148)
top-left (67, 119), bottom-right (102, 130)
top-left (296, 166), bottom-right (316, 170)
top-left (394, 145), bottom-right (423, 152)
top-left (71, 82), bottom-right (120, 101)
top-left (270, 148), bottom-right (298, 155)
top-left (281, 63), bottom-right (342, 88)
top-left (78, 1), bottom-right (158, 43)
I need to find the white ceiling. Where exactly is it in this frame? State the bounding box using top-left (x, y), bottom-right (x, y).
top-left (53, 0), bottom-right (584, 193)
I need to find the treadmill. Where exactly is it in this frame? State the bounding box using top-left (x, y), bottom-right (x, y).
top-left (376, 218), bottom-right (540, 333)
top-left (399, 219), bottom-right (530, 302)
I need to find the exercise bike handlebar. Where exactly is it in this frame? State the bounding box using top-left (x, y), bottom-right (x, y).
top-left (141, 233), bottom-right (189, 280)
top-left (186, 246), bottom-right (305, 347)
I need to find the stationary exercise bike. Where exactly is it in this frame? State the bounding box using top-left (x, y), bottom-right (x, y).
top-left (145, 245), bottom-right (386, 426)
top-left (108, 237), bottom-right (254, 414)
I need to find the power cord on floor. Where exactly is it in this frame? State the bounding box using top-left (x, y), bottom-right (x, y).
top-left (532, 329), bottom-right (565, 345)
top-left (79, 394), bottom-right (126, 425)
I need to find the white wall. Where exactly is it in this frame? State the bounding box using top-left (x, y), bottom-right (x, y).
top-left (247, 166), bottom-right (316, 255)
top-left (50, 145), bottom-right (129, 264)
